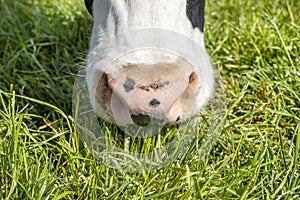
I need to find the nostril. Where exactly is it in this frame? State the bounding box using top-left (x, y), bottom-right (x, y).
top-left (130, 114), bottom-right (151, 126)
top-left (95, 72), bottom-right (113, 115)
top-left (189, 72), bottom-right (197, 84)
top-left (188, 71), bottom-right (198, 90)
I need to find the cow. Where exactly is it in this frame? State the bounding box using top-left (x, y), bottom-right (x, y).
top-left (83, 0), bottom-right (214, 130)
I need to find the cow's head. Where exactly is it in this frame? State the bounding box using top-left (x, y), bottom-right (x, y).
top-left (84, 0), bottom-right (214, 129)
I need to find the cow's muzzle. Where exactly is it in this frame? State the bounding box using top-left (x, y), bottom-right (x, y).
top-left (93, 58), bottom-right (200, 127)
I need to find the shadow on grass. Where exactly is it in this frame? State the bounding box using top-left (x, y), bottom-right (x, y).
top-left (0, 0), bottom-right (92, 115)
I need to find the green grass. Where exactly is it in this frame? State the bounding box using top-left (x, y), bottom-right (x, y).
top-left (0, 0), bottom-right (300, 199)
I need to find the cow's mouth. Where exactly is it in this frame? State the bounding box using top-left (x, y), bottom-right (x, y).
top-left (93, 59), bottom-right (200, 127)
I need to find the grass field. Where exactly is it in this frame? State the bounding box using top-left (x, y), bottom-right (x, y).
top-left (0, 0), bottom-right (299, 199)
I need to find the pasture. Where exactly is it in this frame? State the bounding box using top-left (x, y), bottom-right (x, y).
top-left (0, 0), bottom-right (299, 199)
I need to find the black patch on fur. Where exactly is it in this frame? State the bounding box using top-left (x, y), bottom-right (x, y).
top-left (186, 0), bottom-right (205, 32)
top-left (84, 0), bottom-right (94, 16)
top-left (123, 77), bottom-right (136, 92)
top-left (149, 99), bottom-right (161, 107)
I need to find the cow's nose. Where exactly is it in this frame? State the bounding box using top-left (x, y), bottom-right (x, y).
top-left (104, 61), bottom-right (198, 125)
top-left (130, 114), bottom-right (151, 126)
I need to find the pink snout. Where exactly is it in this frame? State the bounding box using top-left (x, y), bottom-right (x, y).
top-left (94, 59), bottom-right (200, 127)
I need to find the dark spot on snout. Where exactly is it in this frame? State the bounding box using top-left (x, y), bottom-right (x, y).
top-left (131, 114), bottom-right (151, 126)
top-left (150, 81), bottom-right (169, 90)
top-left (150, 83), bottom-right (159, 90)
top-left (149, 99), bottom-right (160, 107)
top-left (138, 81), bottom-right (169, 91)
top-left (123, 77), bottom-right (135, 92)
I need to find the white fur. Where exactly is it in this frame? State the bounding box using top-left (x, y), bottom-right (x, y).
top-left (90, 0), bottom-right (204, 49)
